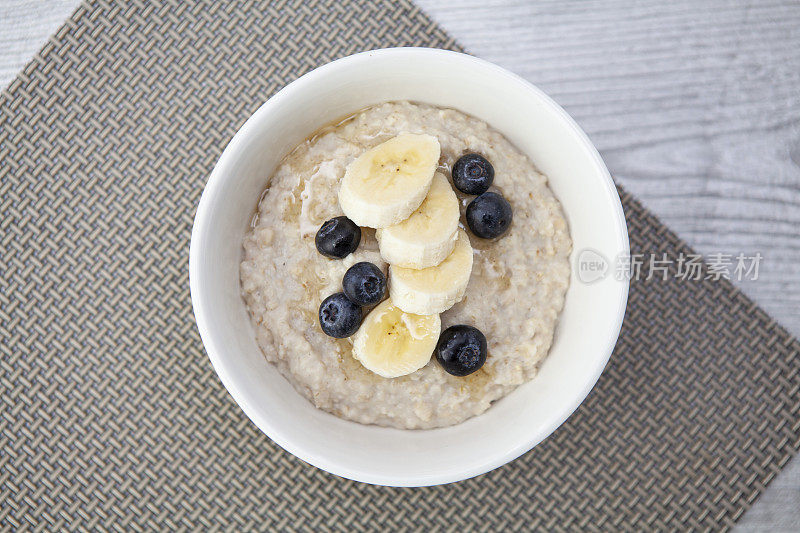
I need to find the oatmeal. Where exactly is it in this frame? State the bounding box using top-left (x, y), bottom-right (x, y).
top-left (239, 101), bottom-right (571, 429)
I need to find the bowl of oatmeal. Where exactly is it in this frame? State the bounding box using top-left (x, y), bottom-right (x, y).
top-left (190, 48), bottom-right (629, 486)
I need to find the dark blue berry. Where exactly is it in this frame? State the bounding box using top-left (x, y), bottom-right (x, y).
top-left (315, 216), bottom-right (361, 259)
top-left (452, 154), bottom-right (494, 195)
top-left (466, 192), bottom-right (513, 239)
top-left (435, 325), bottom-right (487, 377)
top-left (319, 293), bottom-right (362, 338)
top-left (342, 262), bottom-right (386, 306)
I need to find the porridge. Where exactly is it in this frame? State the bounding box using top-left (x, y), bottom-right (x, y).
top-left (239, 101), bottom-right (571, 429)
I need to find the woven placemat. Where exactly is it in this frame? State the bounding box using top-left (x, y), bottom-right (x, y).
top-left (1, 0), bottom-right (799, 530)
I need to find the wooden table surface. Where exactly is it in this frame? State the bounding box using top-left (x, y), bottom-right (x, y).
top-left (2, 0), bottom-right (799, 530)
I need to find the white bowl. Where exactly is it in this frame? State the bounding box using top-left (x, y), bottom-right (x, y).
top-left (190, 48), bottom-right (629, 487)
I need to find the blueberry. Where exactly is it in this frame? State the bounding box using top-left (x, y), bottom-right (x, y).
top-left (452, 154), bottom-right (494, 195)
top-left (466, 192), bottom-right (513, 239)
top-left (319, 292), bottom-right (362, 338)
top-left (342, 262), bottom-right (386, 306)
top-left (315, 216), bottom-right (361, 259)
top-left (435, 325), bottom-right (488, 377)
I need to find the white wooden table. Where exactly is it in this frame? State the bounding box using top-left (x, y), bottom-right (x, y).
top-left (2, 0), bottom-right (798, 529)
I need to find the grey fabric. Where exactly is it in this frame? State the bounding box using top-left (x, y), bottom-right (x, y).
top-left (1, 0), bottom-right (798, 530)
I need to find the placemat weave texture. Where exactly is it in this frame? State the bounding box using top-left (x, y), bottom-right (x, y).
top-left (2, 0), bottom-right (799, 530)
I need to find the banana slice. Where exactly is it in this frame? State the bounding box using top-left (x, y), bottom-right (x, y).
top-left (389, 229), bottom-right (473, 315)
top-left (375, 172), bottom-right (459, 269)
top-left (352, 299), bottom-right (441, 378)
top-left (338, 133), bottom-right (440, 228)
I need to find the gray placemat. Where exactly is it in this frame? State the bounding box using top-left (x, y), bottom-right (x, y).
top-left (1, 0), bottom-right (799, 530)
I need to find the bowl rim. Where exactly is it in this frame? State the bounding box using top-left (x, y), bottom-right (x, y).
top-left (190, 47), bottom-right (630, 486)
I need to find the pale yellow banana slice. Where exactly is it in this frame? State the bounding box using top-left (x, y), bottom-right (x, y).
top-left (338, 133), bottom-right (440, 228)
top-left (352, 299), bottom-right (441, 378)
top-left (389, 229), bottom-right (473, 315)
top-left (375, 172), bottom-right (459, 269)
